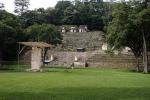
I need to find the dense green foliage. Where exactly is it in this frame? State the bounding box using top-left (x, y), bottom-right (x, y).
top-left (107, 3), bottom-right (143, 58)
top-left (25, 24), bottom-right (62, 44)
top-left (0, 22), bottom-right (17, 60)
top-left (21, 0), bottom-right (106, 30)
top-left (14, 0), bottom-right (30, 15)
top-left (106, 1), bottom-right (150, 72)
top-left (0, 10), bottom-right (22, 60)
top-left (0, 68), bottom-right (150, 100)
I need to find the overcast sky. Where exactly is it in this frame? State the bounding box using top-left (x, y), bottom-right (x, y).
top-left (0, 0), bottom-right (73, 13)
top-left (0, 0), bottom-right (125, 14)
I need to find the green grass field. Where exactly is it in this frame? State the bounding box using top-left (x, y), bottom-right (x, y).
top-left (0, 68), bottom-right (150, 100)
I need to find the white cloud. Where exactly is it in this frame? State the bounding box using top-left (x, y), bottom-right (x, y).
top-left (0, 0), bottom-right (128, 13)
top-left (0, 0), bottom-right (14, 13)
top-left (0, 0), bottom-right (65, 13)
top-left (30, 0), bottom-right (58, 10)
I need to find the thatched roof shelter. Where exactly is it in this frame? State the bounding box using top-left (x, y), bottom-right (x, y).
top-left (18, 42), bottom-right (53, 71)
top-left (18, 42), bottom-right (53, 48)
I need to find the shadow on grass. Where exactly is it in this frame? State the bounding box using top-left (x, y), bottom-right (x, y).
top-left (0, 87), bottom-right (150, 100)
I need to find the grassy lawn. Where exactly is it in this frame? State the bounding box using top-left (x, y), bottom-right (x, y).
top-left (0, 68), bottom-right (150, 100)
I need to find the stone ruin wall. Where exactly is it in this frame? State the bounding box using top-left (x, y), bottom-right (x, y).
top-left (20, 50), bottom-right (142, 69)
top-left (46, 50), bottom-right (138, 69)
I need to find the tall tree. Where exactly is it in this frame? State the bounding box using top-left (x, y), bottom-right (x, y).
top-left (21, 8), bottom-right (48, 28)
top-left (0, 22), bottom-right (18, 61)
top-left (54, 1), bottom-right (73, 25)
top-left (131, 0), bottom-right (150, 73)
top-left (107, 1), bottom-right (150, 73)
top-left (107, 3), bottom-right (143, 71)
top-left (0, 10), bottom-right (23, 63)
top-left (25, 24), bottom-right (62, 45)
top-left (0, 3), bottom-right (4, 10)
top-left (137, 8), bottom-right (150, 73)
top-left (14, 0), bottom-right (30, 15)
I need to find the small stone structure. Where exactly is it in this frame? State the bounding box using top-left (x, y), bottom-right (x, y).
top-left (61, 25), bottom-right (88, 33)
top-left (79, 25), bottom-right (88, 32)
top-left (70, 27), bottom-right (77, 32)
top-left (74, 62), bottom-right (86, 67)
top-left (102, 43), bottom-right (108, 51)
top-left (122, 47), bottom-right (132, 54)
top-left (61, 27), bottom-right (66, 33)
top-left (74, 56), bottom-right (78, 62)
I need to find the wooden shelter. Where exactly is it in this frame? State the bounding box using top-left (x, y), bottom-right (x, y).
top-left (18, 42), bottom-right (53, 71)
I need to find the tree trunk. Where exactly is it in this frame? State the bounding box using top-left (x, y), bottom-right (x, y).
top-left (0, 51), bottom-right (3, 69)
top-left (143, 33), bottom-right (148, 73)
top-left (0, 51), bottom-right (1, 67)
top-left (135, 57), bottom-right (140, 72)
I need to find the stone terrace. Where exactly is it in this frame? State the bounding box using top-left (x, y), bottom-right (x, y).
top-left (61, 31), bottom-right (104, 51)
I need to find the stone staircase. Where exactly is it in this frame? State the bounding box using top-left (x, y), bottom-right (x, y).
top-left (88, 54), bottom-right (136, 63)
top-left (87, 53), bottom-right (138, 68)
top-left (62, 31), bottom-right (104, 51)
top-left (87, 52), bottom-right (150, 69)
